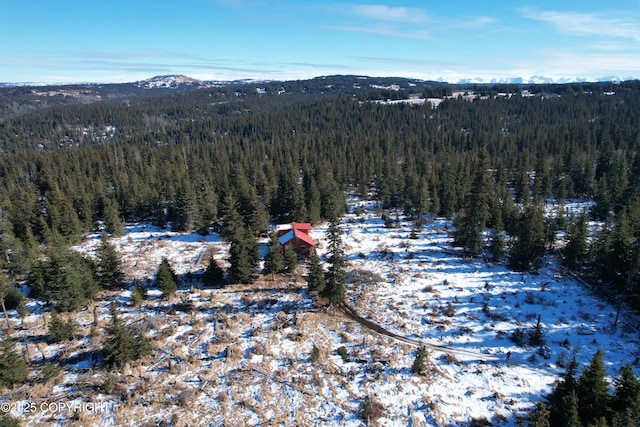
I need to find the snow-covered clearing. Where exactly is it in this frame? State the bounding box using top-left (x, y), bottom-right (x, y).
top-left (3, 196), bottom-right (639, 426)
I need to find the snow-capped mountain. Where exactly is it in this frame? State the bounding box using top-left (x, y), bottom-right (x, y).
top-left (450, 75), bottom-right (627, 85)
top-left (134, 74), bottom-right (212, 89)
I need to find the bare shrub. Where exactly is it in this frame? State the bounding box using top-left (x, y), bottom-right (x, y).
top-left (443, 354), bottom-right (459, 364)
top-left (177, 389), bottom-right (196, 407)
top-left (250, 342), bottom-right (266, 356)
top-left (217, 391), bottom-right (228, 403)
top-left (470, 416), bottom-right (492, 427)
top-left (215, 330), bottom-right (233, 343)
top-left (287, 332), bottom-right (305, 342)
top-left (361, 396), bottom-right (385, 423)
top-left (311, 370), bottom-right (323, 388)
top-left (225, 345), bottom-right (242, 360)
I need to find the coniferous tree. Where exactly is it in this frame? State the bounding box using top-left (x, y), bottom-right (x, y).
top-left (232, 169), bottom-right (268, 231)
top-left (548, 357), bottom-right (580, 427)
top-left (284, 244), bottom-right (298, 273)
top-left (0, 214), bottom-right (32, 277)
top-left (558, 391), bottom-right (582, 427)
top-left (411, 346), bottom-right (429, 376)
top-left (48, 311), bottom-right (78, 343)
top-left (320, 177), bottom-right (345, 221)
top-left (576, 349), bottom-right (611, 426)
top-left (102, 302), bottom-right (151, 368)
top-left (612, 363), bottom-right (640, 417)
top-left (272, 169), bottom-right (305, 223)
top-left (515, 169), bottom-right (531, 204)
top-left (221, 192), bottom-right (243, 242)
top-left (129, 280), bottom-right (144, 307)
top-left (0, 275), bottom-right (25, 323)
top-left (102, 196), bottom-right (123, 236)
top-left (171, 182), bottom-right (199, 232)
top-left (0, 275), bottom-right (11, 328)
top-left (195, 178), bottom-right (218, 227)
top-left (0, 412), bottom-right (21, 427)
top-left (263, 232), bottom-right (284, 277)
top-left (304, 174), bottom-right (322, 225)
top-left (509, 203), bottom-right (547, 271)
top-left (489, 231), bottom-right (505, 262)
top-left (29, 249), bottom-right (98, 312)
top-left (96, 234), bottom-right (125, 289)
top-left (564, 213), bottom-right (588, 269)
top-left (527, 401), bottom-right (551, 427)
top-left (0, 339), bottom-right (27, 390)
top-left (43, 186), bottom-right (83, 242)
top-left (453, 149), bottom-right (491, 255)
top-left (222, 192), bottom-right (259, 284)
top-left (156, 258), bottom-right (177, 297)
top-left (592, 177), bottom-right (611, 221)
top-left (151, 201), bottom-right (168, 229)
top-left (202, 256), bottom-right (225, 287)
top-left (228, 228), bottom-right (257, 284)
top-left (307, 252), bottom-right (325, 293)
top-left (321, 218), bottom-right (347, 304)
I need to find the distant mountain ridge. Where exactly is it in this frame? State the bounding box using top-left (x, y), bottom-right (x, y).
top-left (2, 73), bottom-right (634, 89)
top-left (134, 74), bottom-right (211, 89)
top-left (133, 74), bottom-right (633, 90)
top-left (110, 73), bottom-right (640, 88)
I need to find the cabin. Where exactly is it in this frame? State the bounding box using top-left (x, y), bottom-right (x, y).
top-left (276, 222), bottom-right (315, 256)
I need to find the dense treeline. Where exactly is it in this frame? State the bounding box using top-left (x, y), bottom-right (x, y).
top-left (1, 77), bottom-right (640, 420)
top-left (527, 350), bottom-right (640, 427)
top-left (0, 78), bottom-right (639, 297)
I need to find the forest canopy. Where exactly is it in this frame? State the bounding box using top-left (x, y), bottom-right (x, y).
top-left (0, 76), bottom-right (639, 307)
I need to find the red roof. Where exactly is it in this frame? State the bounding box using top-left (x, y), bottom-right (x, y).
top-left (276, 222), bottom-right (314, 246)
top-left (276, 222), bottom-right (312, 232)
top-left (292, 222), bottom-right (312, 232)
top-left (293, 228), bottom-right (314, 246)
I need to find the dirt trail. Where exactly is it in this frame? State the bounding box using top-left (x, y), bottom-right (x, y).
top-left (339, 303), bottom-right (500, 362)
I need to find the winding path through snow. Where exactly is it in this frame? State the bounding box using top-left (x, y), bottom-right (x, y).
top-left (339, 303), bottom-right (500, 362)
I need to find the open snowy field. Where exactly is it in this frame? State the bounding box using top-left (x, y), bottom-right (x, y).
top-left (3, 196), bottom-right (639, 426)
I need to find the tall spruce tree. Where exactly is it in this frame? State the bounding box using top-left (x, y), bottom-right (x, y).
top-left (548, 357), bottom-right (580, 427)
top-left (202, 256), bottom-right (225, 287)
top-left (284, 245), bottom-right (298, 273)
top-left (612, 363), bottom-right (640, 417)
top-left (171, 182), bottom-right (199, 232)
top-left (102, 302), bottom-right (151, 368)
top-left (453, 148), bottom-right (491, 255)
top-left (509, 203), bottom-right (547, 271)
top-left (156, 258), bottom-right (177, 297)
top-left (563, 213), bottom-right (588, 269)
top-left (576, 349), bottom-right (611, 426)
top-left (321, 218), bottom-right (347, 304)
top-left (307, 252), bottom-right (325, 293)
top-left (48, 311), bottom-right (79, 343)
top-left (96, 234), bottom-right (125, 289)
top-left (102, 196), bottom-right (123, 236)
top-left (29, 249), bottom-right (98, 312)
top-left (223, 193), bottom-right (259, 284)
top-left (263, 231), bottom-right (284, 277)
top-left (228, 227), bottom-right (257, 284)
top-left (0, 339), bottom-right (27, 390)
top-left (526, 401), bottom-right (551, 427)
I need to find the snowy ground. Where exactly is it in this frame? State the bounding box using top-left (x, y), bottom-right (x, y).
top-left (3, 196), bottom-right (639, 426)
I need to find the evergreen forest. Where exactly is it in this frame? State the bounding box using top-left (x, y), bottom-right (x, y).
top-left (1, 76), bottom-right (640, 424)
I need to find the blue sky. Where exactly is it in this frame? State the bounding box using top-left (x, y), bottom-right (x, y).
top-left (2, 0), bottom-right (640, 83)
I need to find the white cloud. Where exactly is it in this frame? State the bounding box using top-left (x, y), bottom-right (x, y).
top-left (350, 4), bottom-right (428, 23)
top-left (522, 8), bottom-right (640, 41)
top-left (453, 16), bottom-right (496, 28)
top-left (310, 22), bottom-right (431, 40)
